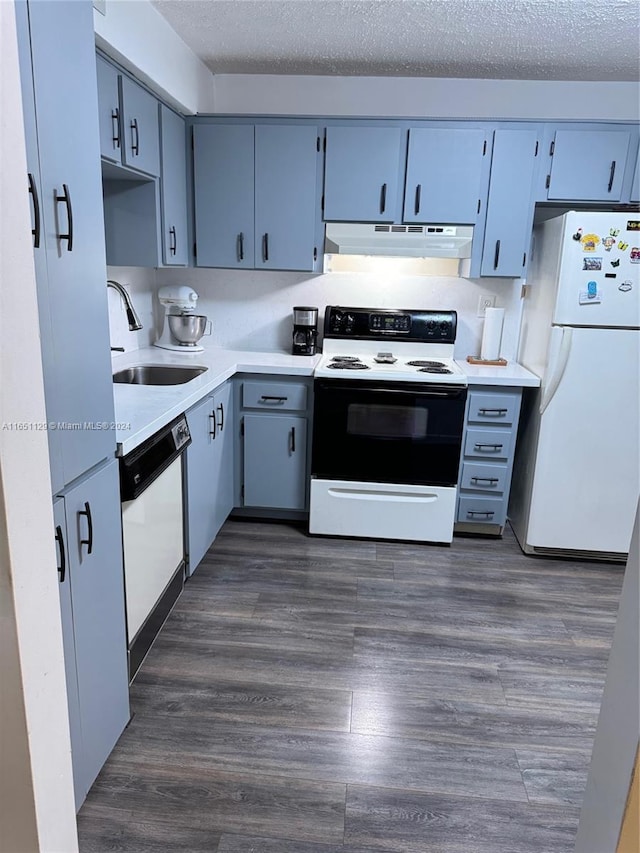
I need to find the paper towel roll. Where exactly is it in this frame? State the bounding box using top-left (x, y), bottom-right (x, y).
top-left (480, 307), bottom-right (504, 361)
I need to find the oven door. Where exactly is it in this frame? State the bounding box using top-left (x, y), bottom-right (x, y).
top-left (312, 379), bottom-right (467, 486)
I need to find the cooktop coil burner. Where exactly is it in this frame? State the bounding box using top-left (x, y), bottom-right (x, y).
top-left (418, 366), bottom-right (453, 374)
top-left (330, 355), bottom-right (361, 363)
top-left (406, 360), bottom-right (446, 368)
top-left (327, 361), bottom-right (370, 370)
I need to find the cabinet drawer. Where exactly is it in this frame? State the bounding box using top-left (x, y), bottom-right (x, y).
top-left (242, 380), bottom-right (307, 411)
top-left (457, 495), bottom-right (506, 526)
top-left (460, 462), bottom-right (508, 493)
top-left (468, 391), bottom-right (519, 425)
top-left (463, 427), bottom-right (514, 461)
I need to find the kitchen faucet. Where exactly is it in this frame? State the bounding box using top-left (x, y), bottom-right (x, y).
top-left (107, 279), bottom-right (143, 331)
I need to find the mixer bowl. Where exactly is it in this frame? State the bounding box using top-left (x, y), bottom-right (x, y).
top-left (168, 314), bottom-right (209, 345)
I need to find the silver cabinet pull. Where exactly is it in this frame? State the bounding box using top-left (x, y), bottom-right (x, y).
top-left (467, 510), bottom-right (495, 519)
top-left (470, 476), bottom-right (499, 485)
top-left (474, 443), bottom-right (503, 452)
top-left (478, 408), bottom-right (508, 416)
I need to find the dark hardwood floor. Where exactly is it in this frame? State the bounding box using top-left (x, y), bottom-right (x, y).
top-left (77, 520), bottom-right (625, 852)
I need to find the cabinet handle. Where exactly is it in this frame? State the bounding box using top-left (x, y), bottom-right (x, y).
top-left (55, 525), bottom-right (66, 583)
top-left (478, 407), bottom-right (508, 416)
top-left (55, 183), bottom-right (74, 252)
top-left (414, 184), bottom-right (421, 216)
top-left (260, 395), bottom-right (287, 404)
top-left (607, 160), bottom-right (616, 193)
top-left (131, 118), bottom-right (139, 155)
top-left (380, 182), bottom-right (387, 214)
top-left (78, 501), bottom-right (93, 555)
top-left (237, 232), bottom-right (244, 262)
top-left (209, 410), bottom-right (217, 439)
top-left (28, 172), bottom-right (41, 249)
top-left (111, 107), bottom-right (120, 149)
top-left (493, 239), bottom-right (501, 270)
top-left (290, 426), bottom-right (296, 453)
top-left (470, 476), bottom-right (499, 485)
top-left (467, 510), bottom-right (495, 519)
top-left (473, 443), bottom-right (503, 452)
top-left (262, 232), bottom-right (269, 262)
top-left (169, 225), bottom-right (177, 255)
top-left (217, 402), bottom-right (224, 431)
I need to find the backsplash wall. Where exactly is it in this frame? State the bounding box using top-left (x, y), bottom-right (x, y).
top-left (156, 267), bottom-right (524, 360)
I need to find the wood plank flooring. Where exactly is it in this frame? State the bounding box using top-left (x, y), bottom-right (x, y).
top-left (77, 520), bottom-right (625, 852)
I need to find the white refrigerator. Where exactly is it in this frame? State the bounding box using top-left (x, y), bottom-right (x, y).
top-left (510, 210), bottom-right (640, 559)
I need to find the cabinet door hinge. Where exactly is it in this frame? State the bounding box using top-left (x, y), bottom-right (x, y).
top-left (534, 140), bottom-right (539, 156)
top-left (545, 175), bottom-right (551, 189)
top-left (313, 246), bottom-right (318, 262)
top-left (549, 140), bottom-right (555, 156)
top-left (482, 139), bottom-right (487, 156)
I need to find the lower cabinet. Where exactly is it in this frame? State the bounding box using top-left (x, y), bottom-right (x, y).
top-left (455, 386), bottom-right (523, 535)
top-left (53, 460), bottom-right (129, 810)
top-left (237, 376), bottom-right (312, 513)
top-left (185, 381), bottom-right (234, 574)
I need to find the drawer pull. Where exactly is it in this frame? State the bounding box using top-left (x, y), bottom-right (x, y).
top-left (470, 476), bottom-right (499, 485)
top-left (260, 395), bottom-right (288, 404)
top-left (467, 510), bottom-right (495, 519)
top-left (473, 443), bottom-right (503, 452)
top-left (478, 407), bottom-right (508, 416)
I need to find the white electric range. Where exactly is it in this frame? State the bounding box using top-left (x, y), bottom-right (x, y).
top-left (310, 306), bottom-right (468, 544)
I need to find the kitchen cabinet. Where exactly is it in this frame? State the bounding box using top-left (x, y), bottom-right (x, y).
top-left (53, 461), bottom-right (129, 809)
top-left (185, 381), bottom-right (234, 574)
top-left (545, 128), bottom-right (632, 201)
top-left (237, 377), bottom-right (311, 513)
top-left (403, 127), bottom-right (488, 224)
top-left (323, 125), bottom-right (404, 222)
top-left (193, 123), bottom-right (322, 271)
top-left (97, 55), bottom-right (160, 177)
top-left (480, 129), bottom-right (540, 277)
top-left (455, 387), bottom-right (522, 535)
top-left (17, 0), bottom-right (116, 492)
top-left (159, 105), bottom-right (189, 265)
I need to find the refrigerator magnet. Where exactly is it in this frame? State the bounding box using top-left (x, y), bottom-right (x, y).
top-left (581, 233), bottom-right (600, 252)
top-left (609, 227), bottom-right (620, 237)
top-left (583, 257), bottom-right (602, 271)
top-left (626, 220), bottom-right (640, 231)
top-left (572, 228), bottom-right (583, 241)
top-left (579, 288), bottom-right (602, 304)
top-left (602, 236), bottom-right (616, 252)
top-left (611, 258), bottom-right (621, 267)
top-left (619, 281), bottom-right (633, 292)
top-left (631, 248), bottom-right (640, 263)
top-left (618, 241), bottom-right (629, 251)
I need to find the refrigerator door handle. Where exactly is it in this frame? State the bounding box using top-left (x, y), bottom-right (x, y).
top-left (540, 327), bottom-right (573, 415)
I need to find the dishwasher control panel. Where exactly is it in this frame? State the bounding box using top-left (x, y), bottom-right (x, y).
top-left (171, 417), bottom-right (191, 451)
top-left (120, 413), bottom-right (191, 502)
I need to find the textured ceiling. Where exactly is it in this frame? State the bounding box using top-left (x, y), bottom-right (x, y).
top-left (150, 0), bottom-right (640, 80)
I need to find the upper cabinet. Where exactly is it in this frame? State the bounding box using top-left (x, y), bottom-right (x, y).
top-left (193, 122), bottom-right (323, 271)
top-left (159, 105), bottom-right (189, 266)
top-left (323, 126), bottom-right (404, 222)
top-left (479, 129), bottom-right (540, 278)
top-left (544, 128), bottom-right (632, 201)
top-left (403, 128), bottom-right (489, 224)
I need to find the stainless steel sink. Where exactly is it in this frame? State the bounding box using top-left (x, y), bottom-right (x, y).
top-left (113, 365), bottom-right (208, 385)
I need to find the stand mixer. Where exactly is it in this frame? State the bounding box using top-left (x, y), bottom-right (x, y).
top-left (155, 286), bottom-right (211, 352)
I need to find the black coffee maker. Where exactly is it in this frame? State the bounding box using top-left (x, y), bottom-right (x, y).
top-left (292, 306), bottom-right (319, 355)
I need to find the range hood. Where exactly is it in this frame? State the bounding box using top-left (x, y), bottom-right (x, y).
top-left (324, 223), bottom-right (474, 259)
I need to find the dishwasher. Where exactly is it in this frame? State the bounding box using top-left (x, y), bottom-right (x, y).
top-left (119, 414), bottom-right (191, 680)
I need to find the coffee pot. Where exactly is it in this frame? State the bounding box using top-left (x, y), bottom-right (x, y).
top-left (292, 306), bottom-right (318, 356)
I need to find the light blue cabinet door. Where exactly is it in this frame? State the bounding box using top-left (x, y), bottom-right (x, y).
top-left (481, 130), bottom-right (539, 278)
top-left (53, 498), bottom-right (85, 810)
top-left (211, 382), bottom-right (234, 538)
top-left (403, 128), bottom-right (487, 224)
top-left (159, 105), bottom-right (188, 265)
top-left (193, 124), bottom-right (255, 267)
top-left (547, 130), bottom-right (631, 201)
top-left (64, 461), bottom-right (129, 802)
top-left (96, 56), bottom-right (121, 163)
top-left (324, 126), bottom-right (403, 222)
top-left (631, 145), bottom-right (640, 203)
top-left (120, 75), bottom-right (160, 176)
top-left (254, 125), bottom-right (320, 271)
top-left (243, 414), bottom-right (307, 510)
top-left (27, 0), bottom-right (115, 486)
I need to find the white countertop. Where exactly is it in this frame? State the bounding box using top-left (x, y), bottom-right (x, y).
top-left (112, 345), bottom-right (539, 455)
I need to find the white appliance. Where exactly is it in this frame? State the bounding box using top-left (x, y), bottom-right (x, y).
top-left (324, 223), bottom-right (474, 259)
top-left (310, 307), bottom-right (468, 544)
top-left (510, 210), bottom-right (640, 560)
top-left (155, 285), bottom-right (210, 352)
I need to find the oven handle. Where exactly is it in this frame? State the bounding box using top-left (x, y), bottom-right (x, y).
top-left (318, 382), bottom-right (465, 399)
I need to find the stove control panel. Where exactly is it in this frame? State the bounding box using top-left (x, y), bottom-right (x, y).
top-left (324, 306), bottom-right (457, 343)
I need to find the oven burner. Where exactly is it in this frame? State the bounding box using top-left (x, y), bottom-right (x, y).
top-left (327, 361), bottom-right (370, 370)
top-left (406, 360), bottom-right (447, 368)
top-left (418, 366), bottom-right (453, 374)
top-left (330, 356), bottom-right (361, 363)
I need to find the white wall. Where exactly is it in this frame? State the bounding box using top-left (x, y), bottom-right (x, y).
top-left (155, 267), bottom-right (523, 360)
top-left (94, 0), bottom-right (214, 114)
top-left (212, 74), bottom-right (640, 121)
top-left (0, 3), bottom-right (78, 850)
